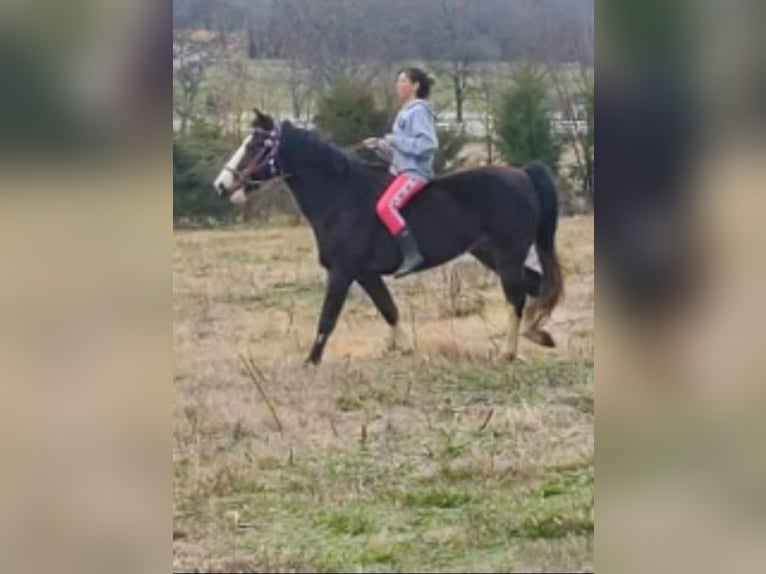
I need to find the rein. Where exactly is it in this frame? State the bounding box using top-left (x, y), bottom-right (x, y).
top-left (342, 142), bottom-right (390, 171)
top-left (237, 127), bottom-right (385, 190)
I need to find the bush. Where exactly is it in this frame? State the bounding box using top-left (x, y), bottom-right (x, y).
top-left (434, 127), bottom-right (468, 174)
top-left (173, 121), bottom-right (239, 226)
top-left (495, 65), bottom-right (562, 172)
top-left (571, 81), bottom-right (594, 206)
top-left (314, 81), bottom-right (389, 147)
top-left (242, 179), bottom-right (303, 225)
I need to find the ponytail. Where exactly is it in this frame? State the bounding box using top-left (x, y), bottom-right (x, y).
top-left (399, 67), bottom-right (435, 99)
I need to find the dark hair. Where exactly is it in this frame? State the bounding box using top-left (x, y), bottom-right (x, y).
top-left (398, 67), bottom-right (435, 99)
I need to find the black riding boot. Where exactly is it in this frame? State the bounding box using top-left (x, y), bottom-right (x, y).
top-left (394, 226), bottom-right (425, 278)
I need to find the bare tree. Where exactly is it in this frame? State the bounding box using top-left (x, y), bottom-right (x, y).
top-left (205, 56), bottom-right (255, 137)
top-left (263, 1), bottom-right (315, 121)
top-left (535, 2), bottom-right (594, 204)
top-left (427, 0), bottom-right (497, 124)
top-left (470, 63), bottom-right (511, 163)
top-left (272, 0), bottom-right (400, 98)
top-left (175, 0), bottom-right (595, 64)
top-left (173, 31), bottom-right (213, 136)
top-left (434, 0), bottom-right (471, 124)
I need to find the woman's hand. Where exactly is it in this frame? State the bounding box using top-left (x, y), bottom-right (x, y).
top-left (362, 137), bottom-right (379, 150)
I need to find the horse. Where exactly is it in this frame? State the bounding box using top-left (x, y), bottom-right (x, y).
top-left (214, 110), bottom-right (563, 365)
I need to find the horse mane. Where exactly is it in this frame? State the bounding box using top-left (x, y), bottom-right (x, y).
top-left (283, 122), bottom-right (389, 184)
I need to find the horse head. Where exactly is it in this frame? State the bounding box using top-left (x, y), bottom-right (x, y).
top-left (213, 109), bottom-right (283, 204)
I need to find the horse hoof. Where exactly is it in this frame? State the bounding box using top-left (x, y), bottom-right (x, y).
top-left (386, 326), bottom-right (413, 355)
top-left (502, 352), bottom-right (530, 364)
top-left (386, 345), bottom-right (414, 358)
top-left (387, 334), bottom-right (413, 351)
top-left (500, 350), bottom-right (517, 362)
top-left (523, 329), bottom-right (556, 348)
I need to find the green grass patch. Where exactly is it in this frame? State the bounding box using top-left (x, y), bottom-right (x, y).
top-left (414, 357), bottom-right (592, 403)
top-left (508, 465), bottom-right (594, 541)
top-left (511, 511), bottom-right (594, 540)
top-left (335, 394), bottom-right (364, 412)
top-left (313, 542), bottom-right (397, 572)
top-left (402, 487), bottom-right (473, 509)
top-left (314, 506), bottom-right (380, 536)
top-left (175, 444), bottom-right (593, 572)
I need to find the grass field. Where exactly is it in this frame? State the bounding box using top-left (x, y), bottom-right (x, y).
top-left (173, 215), bottom-right (594, 572)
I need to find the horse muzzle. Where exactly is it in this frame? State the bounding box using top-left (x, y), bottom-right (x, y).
top-left (215, 181), bottom-right (229, 197)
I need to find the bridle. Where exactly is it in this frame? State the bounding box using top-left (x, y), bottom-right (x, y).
top-left (231, 122), bottom-right (284, 188)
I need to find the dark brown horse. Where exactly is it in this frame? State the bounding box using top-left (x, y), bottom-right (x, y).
top-left (214, 110), bottom-right (563, 365)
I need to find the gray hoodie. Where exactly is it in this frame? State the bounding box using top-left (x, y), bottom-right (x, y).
top-left (378, 99), bottom-right (438, 179)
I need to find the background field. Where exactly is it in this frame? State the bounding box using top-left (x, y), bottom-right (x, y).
top-left (172, 215), bottom-right (594, 572)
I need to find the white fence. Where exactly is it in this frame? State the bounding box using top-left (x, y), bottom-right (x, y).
top-left (173, 110), bottom-right (588, 139)
top-left (436, 111), bottom-right (588, 139)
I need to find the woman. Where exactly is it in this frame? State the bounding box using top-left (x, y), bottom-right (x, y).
top-left (364, 67), bottom-right (439, 278)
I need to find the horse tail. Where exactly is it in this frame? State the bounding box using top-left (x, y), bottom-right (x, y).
top-left (523, 161), bottom-right (564, 323)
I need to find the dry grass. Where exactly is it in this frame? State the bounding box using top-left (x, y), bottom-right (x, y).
top-left (173, 216), bottom-right (594, 572)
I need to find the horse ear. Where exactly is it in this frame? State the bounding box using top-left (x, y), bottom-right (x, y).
top-left (252, 108), bottom-right (274, 130)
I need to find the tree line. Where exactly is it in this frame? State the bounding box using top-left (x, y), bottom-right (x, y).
top-left (174, 0), bottom-right (592, 63)
top-left (174, 0), bottom-right (592, 122)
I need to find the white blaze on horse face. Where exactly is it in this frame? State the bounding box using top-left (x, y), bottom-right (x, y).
top-left (213, 135), bottom-right (252, 195)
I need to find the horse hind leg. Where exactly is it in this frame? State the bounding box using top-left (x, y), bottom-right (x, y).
top-left (473, 241), bottom-right (554, 351)
top-left (522, 297), bottom-right (556, 348)
top-left (469, 238), bottom-right (497, 272)
top-left (495, 251), bottom-right (530, 361)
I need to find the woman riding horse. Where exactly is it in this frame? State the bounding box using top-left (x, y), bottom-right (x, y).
top-left (212, 77), bottom-right (563, 365)
top-left (364, 68), bottom-right (438, 278)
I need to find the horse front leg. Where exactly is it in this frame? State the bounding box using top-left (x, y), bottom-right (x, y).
top-left (306, 269), bottom-right (353, 365)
